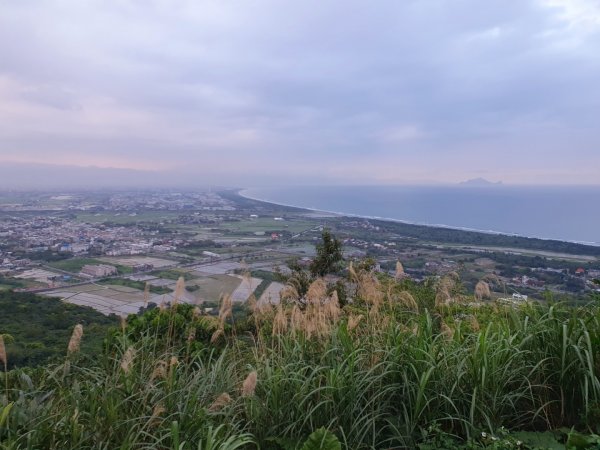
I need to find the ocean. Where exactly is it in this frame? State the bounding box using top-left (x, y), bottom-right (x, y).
top-left (241, 185), bottom-right (600, 245)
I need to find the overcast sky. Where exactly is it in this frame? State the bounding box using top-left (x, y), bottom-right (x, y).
top-left (0, 0), bottom-right (599, 186)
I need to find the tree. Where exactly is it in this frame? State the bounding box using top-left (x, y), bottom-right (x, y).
top-left (310, 229), bottom-right (344, 277)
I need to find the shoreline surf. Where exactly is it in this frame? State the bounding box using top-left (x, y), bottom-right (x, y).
top-left (238, 188), bottom-right (600, 248)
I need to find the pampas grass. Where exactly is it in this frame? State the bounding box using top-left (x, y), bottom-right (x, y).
top-left (0, 334), bottom-right (6, 368)
top-left (272, 303), bottom-right (288, 336)
top-left (475, 280), bottom-right (491, 301)
top-left (306, 279), bottom-right (327, 305)
top-left (395, 260), bottom-right (405, 279)
top-left (396, 291), bottom-right (419, 312)
top-left (143, 282), bottom-right (150, 308)
top-left (174, 276), bottom-right (186, 305)
top-left (210, 327), bottom-right (224, 344)
top-left (241, 371), bottom-right (257, 397)
top-left (347, 314), bottom-right (363, 331)
top-left (218, 293), bottom-right (233, 323)
top-left (0, 334), bottom-right (7, 399)
top-left (67, 324), bottom-right (83, 354)
top-left (440, 321), bottom-right (454, 340)
top-left (4, 265), bottom-right (600, 450)
top-left (209, 393), bottom-right (232, 412)
top-left (120, 346), bottom-right (136, 374)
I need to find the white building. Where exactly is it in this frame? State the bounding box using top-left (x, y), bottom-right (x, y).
top-left (80, 264), bottom-right (118, 278)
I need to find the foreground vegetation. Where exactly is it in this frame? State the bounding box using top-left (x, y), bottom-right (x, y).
top-left (0, 292), bottom-right (117, 369)
top-left (1, 262), bottom-right (599, 448)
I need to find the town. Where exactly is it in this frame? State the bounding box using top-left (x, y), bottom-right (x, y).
top-left (1, 189), bottom-right (599, 318)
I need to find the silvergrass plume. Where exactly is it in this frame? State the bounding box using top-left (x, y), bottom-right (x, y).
top-left (441, 322), bottom-right (454, 340)
top-left (241, 370), bottom-right (258, 397)
top-left (395, 261), bottom-right (405, 279)
top-left (475, 280), bottom-right (491, 301)
top-left (67, 324), bottom-right (83, 354)
top-left (174, 276), bottom-right (186, 305)
top-left (470, 315), bottom-right (481, 332)
top-left (187, 327), bottom-right (196, 342)
top-left (209, 392), bottom-right (232, 412)
top-left (210, 327), bottom-right (224, 344)
top-left (397, 291), bottom-right (419, 312)
top-left (120, 346), bottom-right (136, 374)
top-left (272, 303), bottom-right (288, 336)
top-left (143, 282), bottom-right (150, 308)
top-left (306, 278), bottom-right (327, 305)
top-left (150, 360), bottom-right (167, 381)
top-left (247, 294), bottom-right (257, 313)
top-left (0, 335), bottom-right (6, 368)
top-left (347, 314), bottom-right (363, 331)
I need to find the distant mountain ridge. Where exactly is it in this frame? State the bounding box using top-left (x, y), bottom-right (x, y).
top-left (459, 177), bottom-right (503, 186)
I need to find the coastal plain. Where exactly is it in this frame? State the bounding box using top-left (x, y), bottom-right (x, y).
top-left (1, 188), bottom-right (599, 320)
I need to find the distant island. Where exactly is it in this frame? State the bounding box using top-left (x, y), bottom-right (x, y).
top-left (459, 177), bottom-right (503, 186)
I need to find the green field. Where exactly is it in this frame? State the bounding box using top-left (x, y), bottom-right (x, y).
top-left (152, 268), bottom-right (197, 281)
top-left (185, 274), bottom-right (241, 302)
top-left (97, 278), bottom-right (171, 294)
top-left (48, 258), bottom-right (133, 275)
top-left (221, 217), bottom-right (315, 234)
top-left (48, 258), bottom-right (105, 272)
top-left (75, 210), bottom-right (182, 224)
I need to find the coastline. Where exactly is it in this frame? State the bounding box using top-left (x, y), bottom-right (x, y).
top-left (238, 189), bottom-right (600, 248)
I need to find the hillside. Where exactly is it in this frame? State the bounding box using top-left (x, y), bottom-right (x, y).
top-left (1, 265), bottom-right (599, 449)
top-left (0, 291), bottom-right (117, 369)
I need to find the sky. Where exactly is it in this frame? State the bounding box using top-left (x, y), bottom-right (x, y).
top-left (0, 0), bottom-right (599, 187)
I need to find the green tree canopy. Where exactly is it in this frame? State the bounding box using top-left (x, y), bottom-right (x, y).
top-left (310, 229), bottom-right (344, 277)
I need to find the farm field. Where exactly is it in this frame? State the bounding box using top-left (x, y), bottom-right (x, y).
top-left (184, 274), bottom-right (242, 303)
top-left (99, 256), bottom-right (177, 268)
top-left (258, 281), bottom-right (284, 305)
top-left (220, 217), bottom-right (315, 234)
top-left (42, 283), bottom-right (163, 317)
top-left (229, 274), bottom-right (262, 302)
top-left (47, 257), bottom-right (105, 273)
top-left (13, 268), bottom-right (60, 284)
top-left (191, 261), bottom-right (242, 276)
top-left (74, 210), bottom-right (182, 224)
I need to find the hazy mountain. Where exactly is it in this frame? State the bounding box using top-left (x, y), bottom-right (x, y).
top-left (459, 177), bottom-right (503, 187)
top-left (0, 163), bottom-right (176, 189)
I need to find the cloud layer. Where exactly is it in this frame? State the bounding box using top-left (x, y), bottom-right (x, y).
top-left (1, 0), bottom-right (599, 185)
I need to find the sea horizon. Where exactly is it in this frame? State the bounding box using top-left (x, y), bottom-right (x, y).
top-left (241, 185), bottom-right (600, 246)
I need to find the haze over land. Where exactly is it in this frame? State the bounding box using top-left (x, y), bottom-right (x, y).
top-left (1, 0), bottom-right (600, 186)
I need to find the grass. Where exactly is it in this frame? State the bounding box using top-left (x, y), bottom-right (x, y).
top-left (252, 279), bottom-right (271, 300)
top-left (0, 291), bottom-right (117, 369)
top-left (221, 217), bottom-right (315, 234)
top-left (75, 211), bottom-right (182, 224)
top-left (0, 278), bottom-right (27, 291)
top-left (48, 257), bottom-right (105, 273)
top-left (48, 258), bottom-right (134, 275)
top-left (153, 269), bottom-right (197, 281)
top-left (186, 275), bottom-right (242, 302)
top-left (1, 268), bottom-right (599, 449)
top-left (98, 278), bottom-right (171, 295)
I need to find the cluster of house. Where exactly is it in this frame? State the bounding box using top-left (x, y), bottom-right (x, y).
top-left (0, 214), bottom-right (190, 263)
top-left (79, 264), bottom-right (118, 278)
top-left (511, 275), bottom-right (545, 288)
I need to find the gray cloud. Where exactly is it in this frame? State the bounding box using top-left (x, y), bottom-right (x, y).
top-left (0, 0), bottom-right (599, 186)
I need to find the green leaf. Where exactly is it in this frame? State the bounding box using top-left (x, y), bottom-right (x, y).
top-left (512, 431), bottom-right (566, 450)
top-left (300, 428), bottom-right (341, 450)
top-left (0, 402), bottom-right (13, 428)
top-left (266, 436), bottom-right (302, 450)
top-left (566, 430), bottom-right (600, 449)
